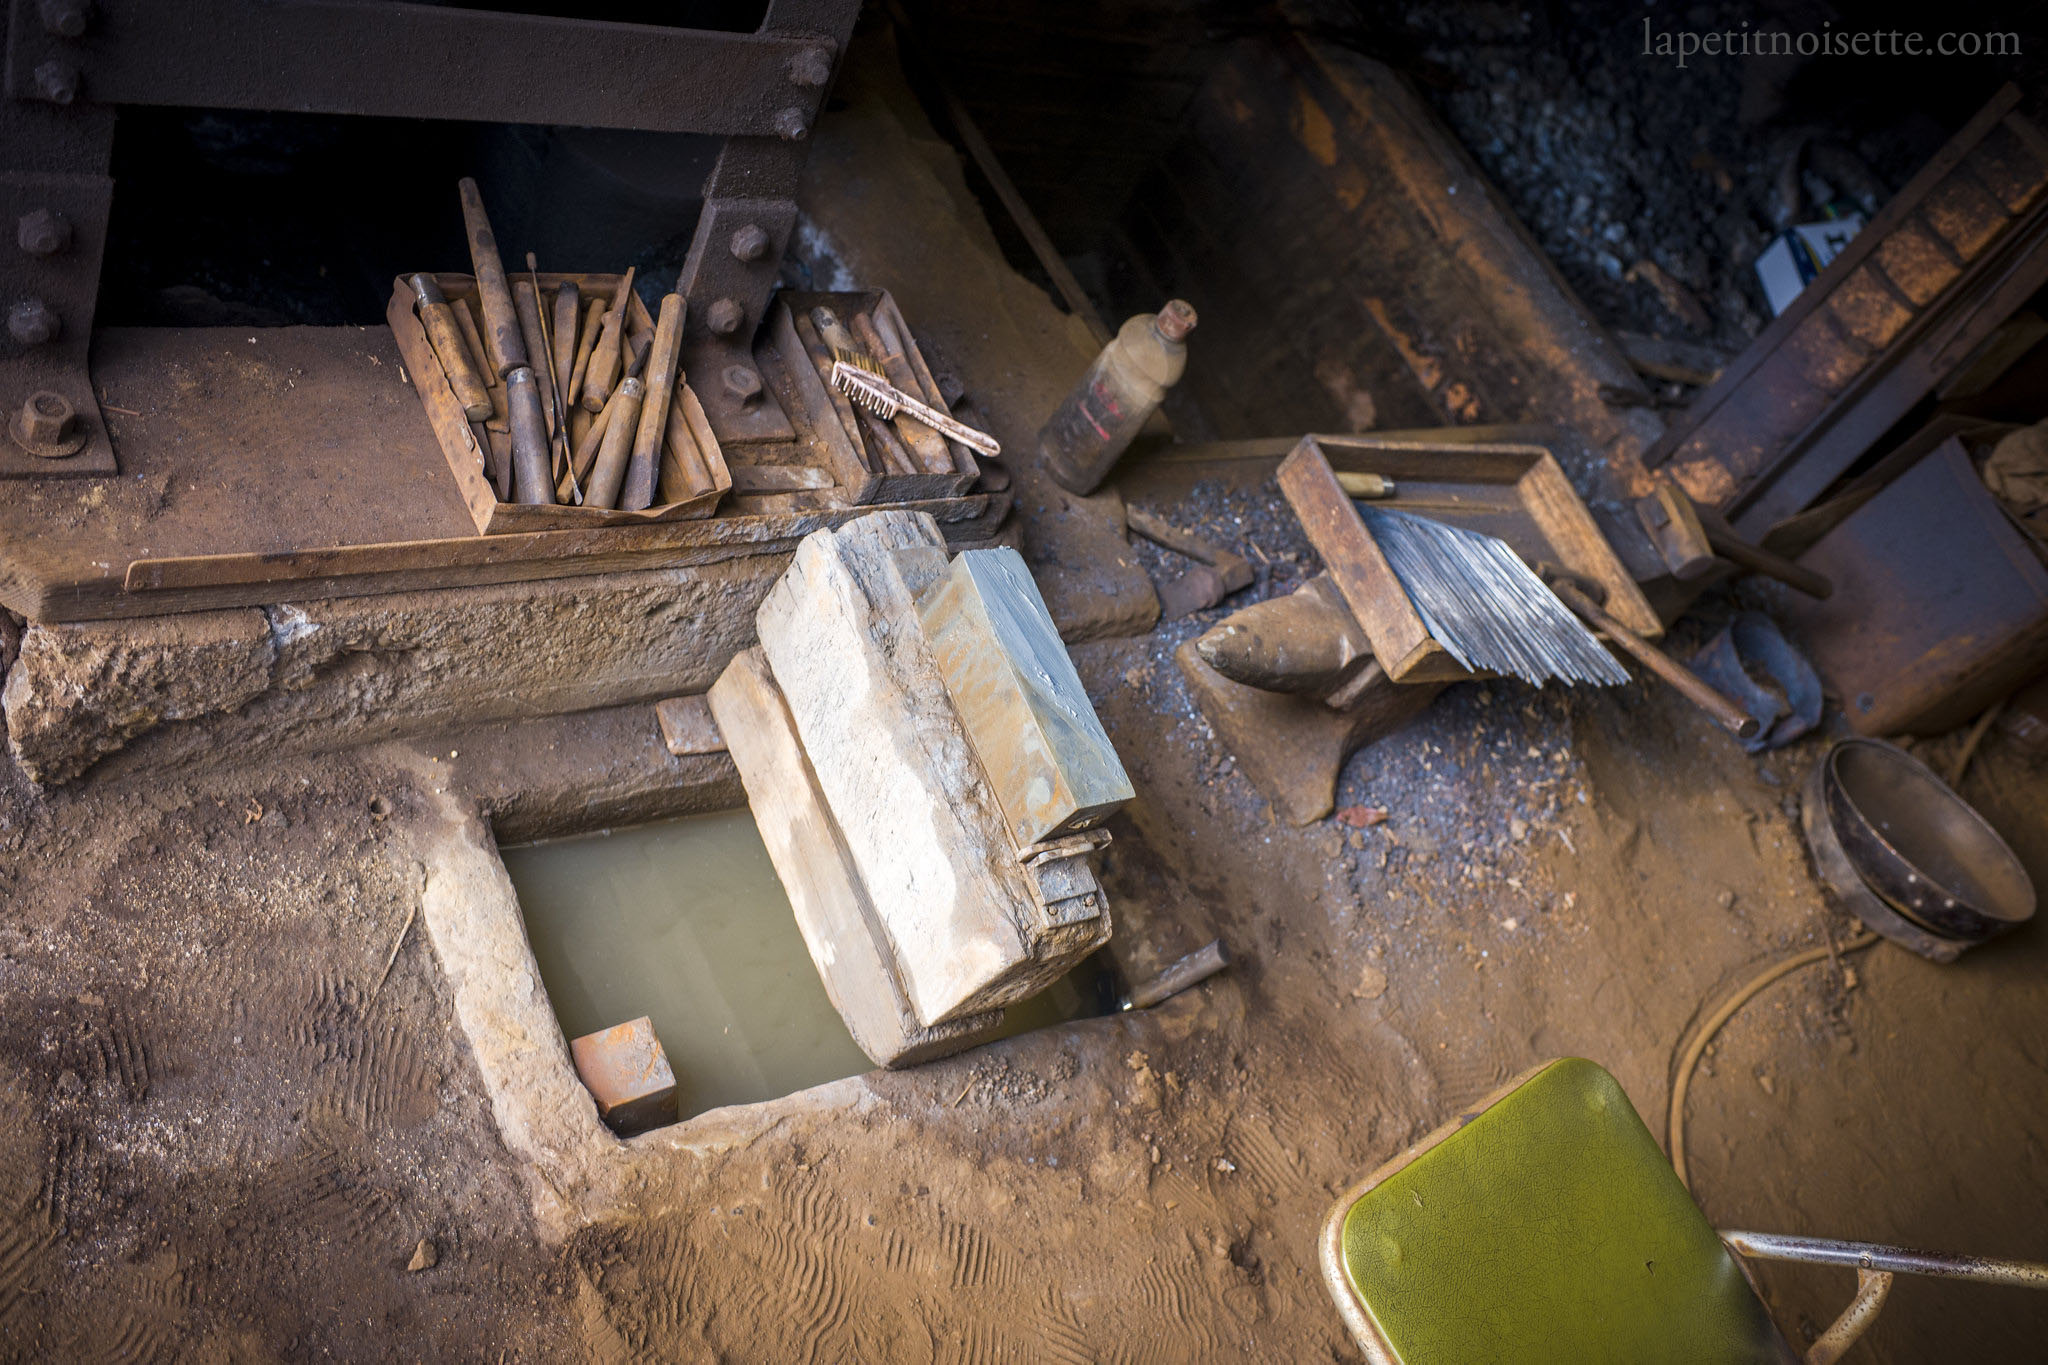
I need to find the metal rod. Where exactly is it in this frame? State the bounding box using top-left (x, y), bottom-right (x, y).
top-left (1704, 523), bottom-right (1834, 599)
top-left (1548, 578), bottom-right (1759, 737)
top-left (1122, 940), bottom-right (1230, 1010)
top-left (1722, 1231), bottom-right (2048, 1289)
top-left (1806, 1269), bottom-right (1892, 1365)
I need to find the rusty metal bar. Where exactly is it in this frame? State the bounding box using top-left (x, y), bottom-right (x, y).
top-left (5, 0), bottom-right (838, 138)
top-left (1722, 1230), bottom-right (2048, 1289)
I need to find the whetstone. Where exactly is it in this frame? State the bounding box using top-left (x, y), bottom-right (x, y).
top-left (919, 547), bottom-right (1133, 848)
top-left (753, 511), bottom-right (1111, 1026)
top-left (709, 648), bottom-right (1002, 1067)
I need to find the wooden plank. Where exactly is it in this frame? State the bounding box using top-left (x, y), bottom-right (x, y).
top-left (1516, 455), bottom-right (1662, 639)
top-left (1276, 438), bottom-right (1443, 680)
top-left (708, 648), bottom-right (1002, 1067)
top-left (754, 511), bottom-right (1110, 1026)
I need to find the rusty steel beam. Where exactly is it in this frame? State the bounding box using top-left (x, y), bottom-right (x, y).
top-left (5, 0), bottom-right (842, 139)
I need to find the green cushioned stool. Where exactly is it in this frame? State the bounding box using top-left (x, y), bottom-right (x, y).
top-left (1319, 1057), bottom-right (2048, 1365)
top-left (1319, 1058), bottom-right (1794, 1364)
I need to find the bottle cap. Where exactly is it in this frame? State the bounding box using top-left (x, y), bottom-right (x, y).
top-left (1155, 299), bottom-right (1198, 342)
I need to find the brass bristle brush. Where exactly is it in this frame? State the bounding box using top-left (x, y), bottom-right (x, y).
top-left (829, 349), bottom-right (1001, 457)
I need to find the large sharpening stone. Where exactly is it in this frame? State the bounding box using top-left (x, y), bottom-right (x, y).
top-left (752, 511), bottom-right (1110, 1027)
top-left (918, 548), bottom-right (1133, 847)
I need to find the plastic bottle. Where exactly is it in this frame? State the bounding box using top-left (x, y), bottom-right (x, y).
top-left (1036, 300), bottom-right (1196, 495)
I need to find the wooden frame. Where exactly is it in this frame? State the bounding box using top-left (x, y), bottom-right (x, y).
top-left (770, 288), bottom-right (981, 505)
top-left (386, 271), bottom-right (732, 534)
top-left (1277, 433), bottom-right (1661, 683)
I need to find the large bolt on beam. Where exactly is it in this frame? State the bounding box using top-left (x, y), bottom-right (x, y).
top-left (17, 209), bottom-right (72, 257)
top-left (728, 224), bottom-right (771, 262)
top-left (706, 298), bottom-right (745, 336)
top-left (8, 299), bottom-right (60, 346)
top-left (773, 108), bottom-right (808, 141)
top-left (33, 58), bottom-right (80, 104)
top-left (722, 364), bottom-right (764, 407)
top-left (10, 390), bottom-right (86, 458)
top-left (39, 0), bottom-right (91, 38)
top-left (787, 47), bottom-right (834, 87)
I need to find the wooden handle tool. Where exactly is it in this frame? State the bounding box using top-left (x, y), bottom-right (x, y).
top-left (409, 273), bottom-right (492, 420)
top-left (457, 178), bottom-right (525, 376)
top-left (583, 377), bottom-right (644, 509)
top-left (582, 266), bottom-right (636, 413)
top-left (1547, 577), bottom-right (1758, 738)
top-left (550, 278), bottom-right (580, 410)
top-left (859, 308), bottom-right (953, 474)
top-left (511, 280), bottom-right (556, 437)
top-left (624, 293), bottom-right (686, 512)
top-left (505, 367), bottom-right (555, 505)
top-left (566, 296), bottom-right (604, 408)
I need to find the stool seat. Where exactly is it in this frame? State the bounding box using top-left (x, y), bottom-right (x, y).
top-left (1320, 1058), bottom-right (1797, 1364)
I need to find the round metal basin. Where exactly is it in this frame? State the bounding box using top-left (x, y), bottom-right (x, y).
top-left (1823, 738), bottom-right (2035, 942)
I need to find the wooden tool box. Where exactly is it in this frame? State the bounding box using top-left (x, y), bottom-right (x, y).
top-left (768, 289), bottom-right (980, 505)
top-left (1278, 432), bottom-right (1661, 683)
top-left (387, 271), bottom-right (731, 534)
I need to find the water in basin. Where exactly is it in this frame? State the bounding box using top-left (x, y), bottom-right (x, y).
top-left (501, 810), bottom-right (873, 1122)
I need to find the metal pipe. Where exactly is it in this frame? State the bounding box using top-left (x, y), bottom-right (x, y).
top-left (1722, 1230), bottom-right (2048, 1289)
top-left (1806, 1269), bottom-right (1892, 1365)
top-left (1122, 940), bottom-right (1229, 1010)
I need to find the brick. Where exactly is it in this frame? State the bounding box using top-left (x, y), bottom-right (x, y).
top-left (569, 1017), bottom-right (677, 1133)
top-left (1922, 171), bottom-right (2012, 260)
top-left (1966, 120), bottom-right (2048, 215)
top-left (1783, 314), bottom-right (1871, 395)
top-left (1825, 264), bottom-right (1915, 351)
top-left (1874, 221), bottom-right (1964, 306)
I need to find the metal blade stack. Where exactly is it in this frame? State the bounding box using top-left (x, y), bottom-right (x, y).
top-left (1358, 506), bottom-right (1629, 687)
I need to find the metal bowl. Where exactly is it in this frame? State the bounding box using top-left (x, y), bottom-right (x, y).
top-left (1822, 738), bottom-right (2035, 942)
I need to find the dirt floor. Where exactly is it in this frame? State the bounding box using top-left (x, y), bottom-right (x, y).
top-left (3, 26), bottom-right (2048, 1365)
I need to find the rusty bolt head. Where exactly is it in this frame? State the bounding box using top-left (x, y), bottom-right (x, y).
top-left (39, 0), bottom-right (90, 38)
top-left (17, 391), bottom-right (73, 446)
top-left (33, 58), bottom-right (79, 105)
top-left (706, 298), bottom-right (745, 336)
top-left (728, 224), bottom-right (771, 263)
top-left (787, 47), bottom-right (834, 87)
top-left (8, 298), bottom-right (59, 346)
top-left (17, 208), bottom-right (71, 257)
top-left (722, 364), bottom-right (763, 407)
top-left (10, 390), bottom-right (85, 459)
top-left (773, 108), bottom-right (808, 142)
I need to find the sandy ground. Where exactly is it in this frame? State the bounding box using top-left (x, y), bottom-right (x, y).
top-left (3, 28), bottom-right (2047, 1365)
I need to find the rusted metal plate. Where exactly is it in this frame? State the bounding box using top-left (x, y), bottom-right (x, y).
top-left (568, 1016), bottom-right (678, 1133)
top-left (4, 0), bottom-right (839, 138)
top-left (0, 169), bottom-right (114, 478)
top-left (654, 695), bottom-right (725, 757)
top-left (1778, 439), bottom-right (2048, 735)
top-left (1646, 89), bottom-right (2048, 535)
